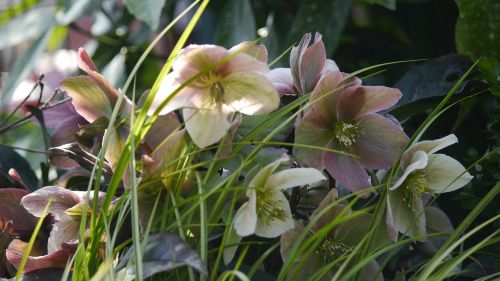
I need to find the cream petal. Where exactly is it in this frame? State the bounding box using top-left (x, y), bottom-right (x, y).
top-left (425, 154), bottom-right (473, 193)
top-left (267, 68), bottom-right (296, 96)
top-left (182, 106), bottom-right (232, 148)
top-left (223, 224), bottom-right (243, 265)
top-left (248, 154), bottom-right (290, 190)
top-left (234, 192), bottom-right (257, 237)
top-left (254, 192), bottom-right (294, 238)
top-left (391, 150), bottom-right (428, 190)
top-left (149, 73), bottom-right (196, 115)
top-left (388, 187), bottom-right (427, 240)
top-left (229, 42), bottom-right (268, 63)
top-left (266, 168), bottom-right (326, 191)
top-left (47, 215), bottom-right (80, 253)
top-left (223, 72), bottom-right (280, 115)
top-left (401, 134), bottom-right (458, 168)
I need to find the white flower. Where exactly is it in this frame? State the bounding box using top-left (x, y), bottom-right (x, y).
top-left (149, 43), bottom-right (280, 148)
top-left (387, 134), bottom-right (473, 239)
top-left (223, 155), bottom-right (326, 264)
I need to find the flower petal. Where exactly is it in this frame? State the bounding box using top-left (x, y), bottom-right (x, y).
top-left (255, 192), bottom-right (294, 238)
top-left (248, 154), bottom-right (289, 190)
top-left (391, 150), bottom-right (428, 190)
top-left (21, 186), bottom-right (81, 219)
top-left (293, 119), bottom-right (331, 169)
top-left (425, 154), bottom-right (473, 193)
top-left (308, 71), bottom-right (345, 123)
top-left (280, 220), bottom-right (305, 261)
top-left (402, 134), bottom-right (458, 168)
top-left (223, 224), bottom-right (243, 265)
top-left (300, 39), bottom-right (326, 94)
top-left (290, 33), bottom-right (312, 92)
top-left (323, 150), bottom-right (371, 193)
top-left (267, 68), bottom-right (296, 96)
top-left (144, 113), bottom-right (181, 150)
top-left (47, 215), bottom-right (80, 253)
top-left (182, 106), bottom-right (232, 149)
top-left (61, 76), bottom-right (113, 122)
top-left (173, 45), bottom-right (228, 80)
top-left (149, 73), bottom-right (196, 115)
top-left (234, 193), bottom-right (257, 237)
top-left (267, 168), bottom-right (326, 191)
top-left (223, 72), bottom-right (280, 115)
top-left (388, 187), bottom-right (426, 240)
top-left (229, 42), bottom-right (268, 63)
top-left (352, 114), bottom-right (409, 169)
top-left (336, 86), bottom-right (402, 121)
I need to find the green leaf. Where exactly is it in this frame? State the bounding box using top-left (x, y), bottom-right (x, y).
top-left (393, 54), bottom-right (473, 108)
top-left (286, 0), bottom-right (351, 55)
top-left (213, 0), bottom-right (256, 48)
top-left (0, 6), bottom-right (54, 49)
top-left (124, 0), bottom-right (167, 30)
top-left (116, 232), bottom-right (208, 279)
top-left (0, 25), bottom-right (54, 104)
top-left (362, 0), bottom-right (396, 10)
top-left (0, 147), bottom-right (38, 191)
top-left (455, 0), bottom-right (500, 58)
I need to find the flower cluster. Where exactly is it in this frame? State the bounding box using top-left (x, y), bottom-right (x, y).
top-left (0, 33), bottom-right (475, 279)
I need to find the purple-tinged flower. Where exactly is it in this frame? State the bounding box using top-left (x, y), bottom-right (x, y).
top-left (387, 134), bottom-right (473, 239)
top-left (21, 186), bottom-right (105, 253)
top-left (149, 43), bottom-right (280, 148)
top-left (280, 189), bottom-right (390, 280)
top-left (294, 71), bottom-right (409, 193)
top-left (267, 33), bottom-right (338, 97)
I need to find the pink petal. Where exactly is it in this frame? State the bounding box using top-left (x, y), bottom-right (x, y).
top-left (267, 68), bottom-right (297, 96)
top-left (224, 52), bottom-right (269, 74)
top-left (300, 40), bottom-right (326, 94)
top-left (293, 118), bottom-right (331, 169)
top-left (0, 189), bottom-right (37, 236)
top-left (229, 42), bottom-right (268, 63)
top-left (307, 71), bottom-right (344, 124)
top-left (322, 147), bottom-right (371, 193)
top-left (336, 86), bottom-right (402, 121)
top-left (6, 243), bottom-right (74, 273)
top-left (144, 113), bottom-right (180, 149)
top-left (173, 44), bottom-right (228, 80)
top-left (351, 114), bottom-right (409, 169)
top-left (21, 186), bottom-right (81, 220)
top-left (290, 33), bottom-right (312, 92)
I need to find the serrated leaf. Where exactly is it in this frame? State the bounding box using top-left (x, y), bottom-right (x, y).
top-left (117, 232), bottom-right (207, 280)
top-left (124, 0), bottom-right (167, 30)
top-left (286, 0), bottom-right (351, 55)
top-left (393, 54), bottom-right (472, 108)
top-left (0, 23), bottom-right (55, 104)
top-left (213, 0), bottom-right (256, 48)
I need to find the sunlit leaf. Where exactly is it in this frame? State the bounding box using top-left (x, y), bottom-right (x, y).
top-left (124, 0), bottom-right (167, 30)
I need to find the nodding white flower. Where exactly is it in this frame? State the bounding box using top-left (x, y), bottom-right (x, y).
top-left (387, 134), bottom-right (473, 239)
top-left (149, 43), bottom-right (280, 148)
top-left (223, 154), bottom-right (326, 265)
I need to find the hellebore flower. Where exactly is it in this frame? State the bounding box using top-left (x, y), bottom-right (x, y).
top-left (280, 189), bottom-right (390, 281)
top-left (387, 134), bottom-right (473, 239)
top-left (294, 71), bottom-right (409, 193)
top-left (21, 186), bottom-right (105, 253)
top-left (149, 43), bottom-right (280, 148)
top-left (61, 48), bottom-right (133, 168)
top-left (223, 154), bottom-right (326, 264)
top-left (267, 32), bottom-right (338, 97)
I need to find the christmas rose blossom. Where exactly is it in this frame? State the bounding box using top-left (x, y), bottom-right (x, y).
top-left (294, 71), bottom-right (409, 193)
top-left (149, 43), bottom-right (280, 148)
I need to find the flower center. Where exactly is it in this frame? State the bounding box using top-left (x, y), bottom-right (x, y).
top-left (210, 81), bottom-right (225, 105)
top-left (334, 121), bottom-right (360, 148)
top-left (256, 190), bottom-right (289, 224)
top-left (316, 238), bottom-right (351, 263)
top-left (401, 170), bottom-right (429, 210)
